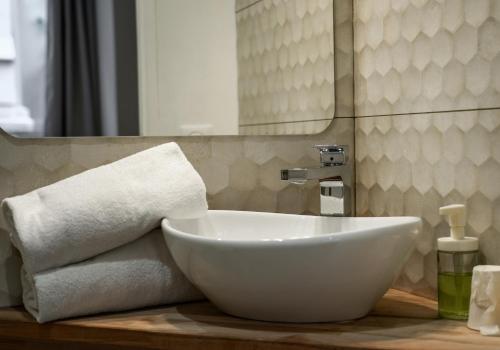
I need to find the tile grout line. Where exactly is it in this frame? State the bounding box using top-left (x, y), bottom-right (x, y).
top-left (241, 106), bottom-right (500, 129)
top-left (354, 107), bottom-right (500, 119)
top-left (239, 118), bottom-right (337, 127)
top-left (235, 0), bottom-right (264, 13)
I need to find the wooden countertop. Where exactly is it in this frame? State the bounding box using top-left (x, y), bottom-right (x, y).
top-left (0, 289), bottom-right (497, 350)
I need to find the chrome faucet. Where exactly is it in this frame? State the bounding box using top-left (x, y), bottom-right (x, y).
top-left (280, 145), bottom-right (351, 216)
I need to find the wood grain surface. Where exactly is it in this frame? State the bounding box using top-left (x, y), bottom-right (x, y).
top-left (0, 289), bottom-right (497, 350)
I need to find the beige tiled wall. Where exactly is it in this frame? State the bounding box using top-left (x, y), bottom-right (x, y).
top-left (354, 0), bottom-right (500, 298)
top-left (354, 0), bottom-right (500, 117)
top-left (237, 0), bottom-right (335, 135)
top-left (0, 0), bottom-right (354, 307)
top-left (356, 111), bottom-right (500, 297)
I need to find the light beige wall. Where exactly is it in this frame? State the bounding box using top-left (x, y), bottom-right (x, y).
top-left (137, 0), bottom-right (239, 136)
top-left (0, 0), bottom-right (354, 307)
top-left (354, 0), bottom-right (500, 298)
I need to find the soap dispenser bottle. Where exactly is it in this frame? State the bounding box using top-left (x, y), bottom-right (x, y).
top-left (438, 204), bottom-right (479, 320)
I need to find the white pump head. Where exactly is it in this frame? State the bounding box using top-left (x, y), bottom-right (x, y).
top-left (438, 204), bottom-right (478, 252)
top-left (439, 204), bottom-right (465, 240)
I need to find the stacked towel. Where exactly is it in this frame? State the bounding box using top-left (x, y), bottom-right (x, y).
top-left (22, 230), bottom-right (203, 323)
top-left (2, 142), bottom-right (207, 274)
top-left (1, 142), bottom-right (207, 322)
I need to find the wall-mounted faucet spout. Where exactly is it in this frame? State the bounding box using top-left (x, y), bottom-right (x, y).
top-left (281, 166), bottom-right (347, 183)
top-left (280, 145), bottom-right (351, 216)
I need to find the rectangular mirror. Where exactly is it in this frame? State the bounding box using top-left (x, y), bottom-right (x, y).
top-left (0, 0), bottom-right (335, 137)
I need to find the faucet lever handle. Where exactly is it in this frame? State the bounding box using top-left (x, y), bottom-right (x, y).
top-left (313, 145), bottom-right (348, 166)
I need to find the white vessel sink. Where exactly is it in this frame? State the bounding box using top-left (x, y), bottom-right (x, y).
top-left (161, 210), bottom-right (421, 323)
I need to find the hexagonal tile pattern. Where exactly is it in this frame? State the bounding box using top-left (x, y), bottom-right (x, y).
top-left (354, 0), bottom-right (500, 116)
top-left (356, 110), bottom-right (500, 298)
top-left (194, 157), bottom-right (230, 196)
top-left (237, 0), bottom-right (335, 134)
top-left (229, 158), bottom-right (259, 191)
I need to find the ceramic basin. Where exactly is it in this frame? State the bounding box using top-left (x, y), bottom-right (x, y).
top-left (161, 210), bottom-right (421, 323)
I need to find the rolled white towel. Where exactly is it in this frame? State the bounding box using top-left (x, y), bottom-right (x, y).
top-left (2, 142), bottom-right (207, 275)
top-left (22, 229), bottom-right (204, 323)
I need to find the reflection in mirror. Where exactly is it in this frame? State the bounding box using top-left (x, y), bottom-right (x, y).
top-left (0, 0), bottom-right (335, 137)
top-left (236, 0), bottom-right (334, 135)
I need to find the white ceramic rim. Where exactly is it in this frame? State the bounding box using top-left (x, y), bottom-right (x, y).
top-left (161, 210), bottom-right (421, 248)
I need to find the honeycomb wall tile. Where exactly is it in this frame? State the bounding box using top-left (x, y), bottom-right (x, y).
top-left (237, 0), bottom-right (337, 135)
top-left (354, 0), bottom-right (500, 117)
top-left (236, 0), bottom-right (354, 135)
top-left (356, 110), bottom-right (500, 298)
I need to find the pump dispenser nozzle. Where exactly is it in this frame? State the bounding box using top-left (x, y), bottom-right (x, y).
top-left (438, 204), bottom-right (478, 252)
top-left (439, 204), bottom-right (465, 240)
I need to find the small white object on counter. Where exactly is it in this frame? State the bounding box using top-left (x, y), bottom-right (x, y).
top-left (468, 265), bottom-right (500, 336)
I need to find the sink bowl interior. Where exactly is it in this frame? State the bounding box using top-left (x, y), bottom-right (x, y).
top-left (166, 210), bottom-right (420, 242)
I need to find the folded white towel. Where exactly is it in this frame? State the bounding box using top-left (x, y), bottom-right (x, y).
top-left (2, 142), bottom-right (207, 275)
top-left (22, 229), bottom-right (204, 323)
